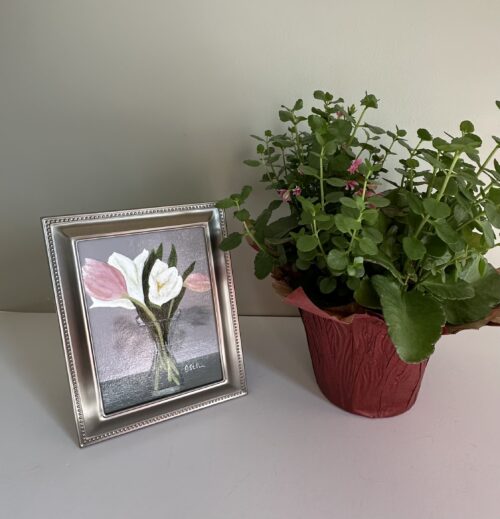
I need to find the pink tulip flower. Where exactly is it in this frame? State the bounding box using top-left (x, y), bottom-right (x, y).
top-left (347, 158), bottom-right (363, 174)
top-left (82, 258), bottom-right (128, 301)
top-left (184, 273), bottom-right (211, 292)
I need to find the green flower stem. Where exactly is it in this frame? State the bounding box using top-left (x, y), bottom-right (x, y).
top-left (128, 296), bottom-right (164, 345)
top-left (414, 151), bottom-right (461, 239)
top-left (347, 106), bottom-right (368, 147)
top-left (128, 296), bottom-right (180, 384)
top-left (319, 147), bottom-right (325, 211)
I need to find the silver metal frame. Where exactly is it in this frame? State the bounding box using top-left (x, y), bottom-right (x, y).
top-left (42, 203), bottom-right (246, 447)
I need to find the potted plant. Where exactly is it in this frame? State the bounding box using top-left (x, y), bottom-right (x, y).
top-left (217, 90), bottom-right (500, 417)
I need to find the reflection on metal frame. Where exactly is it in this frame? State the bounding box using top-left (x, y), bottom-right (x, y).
top-left (42, 203), bottom-right (246, 447)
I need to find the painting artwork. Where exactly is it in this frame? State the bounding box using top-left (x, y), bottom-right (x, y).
top-left (77, 226), bottom-right (223, 414)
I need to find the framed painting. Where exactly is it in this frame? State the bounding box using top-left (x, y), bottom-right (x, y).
top-left (42, 203), bottom-right (246, 446)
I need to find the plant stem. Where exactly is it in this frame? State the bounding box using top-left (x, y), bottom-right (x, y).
top-left (235, 201), bottom-right (267, 253)
top-left (319, 147), bottom-right (325, 211)
top-left (408, 139), bottom-right (423, 190)
top-left (311, 219), bottom-right (331, 272)
top-left (477, 144), bottom-right (499, 176)
top-left (347, 173), bottom-right (371, 253)
top-left (347, 106), bottom-right (368, 147)
top-left (414, 151), bottom-right (461, 239)
top-left (456, 211), bottom-right (486, 231)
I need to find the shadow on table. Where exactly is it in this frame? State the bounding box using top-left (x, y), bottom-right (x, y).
top-left (0, 314), bottom-right (76, 440)
top-left (242, 316), bottom-right (324, 398)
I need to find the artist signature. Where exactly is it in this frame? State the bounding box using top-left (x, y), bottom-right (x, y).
top-left (184, 361), bottom-right (206, 373)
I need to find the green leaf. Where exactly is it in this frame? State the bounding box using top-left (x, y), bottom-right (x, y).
top-left (219, 232), bottom-right (243, 251)
top-left (443, 266), bottom-right (500, 324)
top-left (142, 245), bottom-right (164, 309)
top-left (339, 197), bottom-right (359, 209)
top-left (296, 235), bottom-right (319, 252)
top-left (313, 90), bottom-right (325, 100)
top-left (279, 110), bottom-right (294, 122)
top-left (460, 120), bottom-right (475, 133)
top-left (293, 98), bottom-right (303, 111)
top-left (479, 220), bottom-right (495, 247)
top-left (487, 187), bottom-right (500, 205)
top-left (254, 251), bottom-right (274, 279)
top-left (216, 198), bottom-right (236, 209)
top-left (243, 159), bottom-right (261, 167)
top-left (363, 123), bottom-right (386, 135)
top-left (426, 236), bottom-right (448, 257)
top-left (323, 140), bottom-right (337, 155)
top-left (364, 252), bottom-right (404, 283)
top-left (240, 185), bottom-right (252, 201)
top-left (331, 235), bottom-right (350, 249)
top-left (299, 165), bottom-right (320, 178)
top-left (433, 221), bottom-right (460, 244)
top-left (367, 195), bottom-right (390, 208)
top-left (484, 202), bottom-right (500, 228)
top-left (417, 128), bottom-right (432, 141)
top-left (360, 93), bottom-right (378, 109)
top-left (234, 209), bottom-right (250, 222)
top-left (335, 214), bottom-right (361, 233)
top-left (421, 276), bottom-right (475, 301)
top-left (403, 237), bottom-right (426, 260)
top-left (407, 192), bottom-right (424, 215)
top-left (372, 276), bottom-right (445, 363)
top-left (359, 237), bottom-right (378, 255)
top-left (325, 177), bottom-right (346, 187)
top-left (265, 215), bottom-right (298, 238)
top-left (362, 227), bottom-right (383, 243)
top-left (327, 249), bottom-right (348, 271)
top-left (167, 244), bottom-right (177, 268)
top-left (327, 119), bottom-right (352, 141)
top-left (354, 278), bottom-right (381, 309)
top-left (319, 277), bottom-right (337, 294)
top-left (362, 209), bottom-right (378, 226)
top-left (423, 198), bottom-right (451, 219)
top-left (308, 114), bottom-right (326, 132)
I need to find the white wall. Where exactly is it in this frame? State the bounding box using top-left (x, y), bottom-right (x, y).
top-left (1, 0), bottom-right (499, 313)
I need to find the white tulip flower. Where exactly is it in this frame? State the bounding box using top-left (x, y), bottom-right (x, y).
top-left (148, 259), bottom-right (183, 306)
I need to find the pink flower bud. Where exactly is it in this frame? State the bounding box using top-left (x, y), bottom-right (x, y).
top-left (277, 189), bottom-right (292, 203)
top-left (82, 258), bottom-right (128, 301)
top-left (347, 158), bottom-right (363, 175)
top-left (345, 180), bottom-right (359, 191)
top-left (184, 273), bottom-right (211, 292)
top-left (292, 186), bottom-right (302, 197)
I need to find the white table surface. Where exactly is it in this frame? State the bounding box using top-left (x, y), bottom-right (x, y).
top-left (0, 312), bottom-right (499, 519)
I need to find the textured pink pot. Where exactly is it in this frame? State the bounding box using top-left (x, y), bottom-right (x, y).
top-left (285, 288), bottom-right (428, 418)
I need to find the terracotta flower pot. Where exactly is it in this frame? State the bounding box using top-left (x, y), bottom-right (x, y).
top-left (300, 308), bottom-right (428, 418)
top-left (284, 287), bottom-right (428, 418)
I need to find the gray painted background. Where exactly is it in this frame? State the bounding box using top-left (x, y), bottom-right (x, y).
top-left (77, 226), bottom-right (219, 380)
top-left (1, 0), bottom-right (499, 314)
